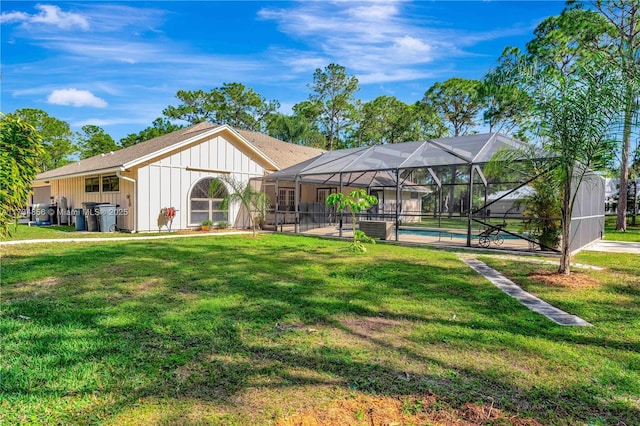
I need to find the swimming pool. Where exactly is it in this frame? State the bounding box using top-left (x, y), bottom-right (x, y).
top-left (399, 227), bottom-right (520, 240)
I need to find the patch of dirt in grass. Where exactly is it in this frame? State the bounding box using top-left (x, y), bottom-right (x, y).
top-left (175, 365), bottom-right (192, 383)
top-left (136, 278), bottom-right (162, 294)
top-left (6, 277), bottom-right (66, 301)
top-left (528, 271), bottom-right (600, 288)
top-left (16, 276), bottom-right (63, 288)
top-left (276, 395), bottom-right (542, 426)
top-left (277, 394), bottom-right (544, 426)
top-left (274, 322), bottom-right (310, 333)
top-left (341, 317), bottom-right (402, 337)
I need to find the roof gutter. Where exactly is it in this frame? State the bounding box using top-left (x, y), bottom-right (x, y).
top-left (34, 167), bottom-right (122, 182)
top-left (117, 169), bottom-right (137, 233)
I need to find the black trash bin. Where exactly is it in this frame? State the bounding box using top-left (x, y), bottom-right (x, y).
top-left (74, 208), bottom-right (86, 231)
top-left (82, 202), bottom-right (100, 232)
top-left (47, 204), bottom-right (57, 225)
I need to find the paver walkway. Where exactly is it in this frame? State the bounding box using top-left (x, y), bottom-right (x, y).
top-left (459, 255), bottom-right (591, 326)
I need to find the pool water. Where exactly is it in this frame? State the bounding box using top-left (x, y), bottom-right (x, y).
top-left (399, 228), bottom-right (520, 240)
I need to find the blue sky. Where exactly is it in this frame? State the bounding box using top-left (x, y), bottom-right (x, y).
top-left (1, 1), bottom-right (567, 142)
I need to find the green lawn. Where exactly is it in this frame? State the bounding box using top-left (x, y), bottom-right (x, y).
top-left (1, 224), bottom-right (235, 241)
top-left (604, 215), bottom-right (640, 242)
top-left (1, 234), bottom-right (638, 425)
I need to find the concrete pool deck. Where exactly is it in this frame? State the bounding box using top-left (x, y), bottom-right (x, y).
top-left (299, 225), bottom-right (537, 252)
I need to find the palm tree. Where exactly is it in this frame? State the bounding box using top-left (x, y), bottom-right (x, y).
top-left (210, 176), bottom-right (269, 237)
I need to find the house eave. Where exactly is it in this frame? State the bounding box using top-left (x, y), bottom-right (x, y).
top-left (34, 167), bottom-right (124, 183)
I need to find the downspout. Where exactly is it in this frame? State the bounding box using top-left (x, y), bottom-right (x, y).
top-left (339, 173), bottom-right (343, 238)
top-left (466, 164), bottom-right (473, 247)
top-left (395, 168), bottom-right (400, 241)
top-left (275, 179), bottom-right (280, 232)
top-left (117, 170), bottom-right (137, 233)
top-left (294, 176), bottom-right (300, 234)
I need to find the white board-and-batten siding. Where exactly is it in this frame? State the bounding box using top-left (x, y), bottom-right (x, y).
top-left (135, 134), bottom-right (266, 232)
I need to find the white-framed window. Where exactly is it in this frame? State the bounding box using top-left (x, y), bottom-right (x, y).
top-left (85, 176), bottom-right (100, 193)
top-left (316, 188), bottom-right (336, 204)
top-left (278, 188), bottom-right (295, 211)
top-left (190, 178), bottom-right (229, 224)
top-left (85, 175), bottom-right (120, 193)
top-left (102, 175), bottom-right (120, 192)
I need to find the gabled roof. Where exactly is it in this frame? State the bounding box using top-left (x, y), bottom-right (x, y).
top-left (487, 185), bottom-right (535, 201)
top-left (35, 123), bottom-right (325, 181)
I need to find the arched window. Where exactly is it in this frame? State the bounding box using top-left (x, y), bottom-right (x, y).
top-left (190, 178), bottom-right (229, 225)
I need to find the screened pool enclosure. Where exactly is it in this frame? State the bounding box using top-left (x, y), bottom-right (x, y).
top-left (262, 133), bottom-right (604, 253)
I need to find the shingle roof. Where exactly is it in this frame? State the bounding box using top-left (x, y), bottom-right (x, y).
top-left (36, 123), bottom-right (325, 181)
top-left (235, 129), bottom-right (324, 169)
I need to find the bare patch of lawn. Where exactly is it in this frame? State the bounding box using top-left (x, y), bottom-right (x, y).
top-left (528, 270), bottom-right (601, 288)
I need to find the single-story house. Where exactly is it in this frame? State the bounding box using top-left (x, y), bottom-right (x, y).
top-left (604, 177), bottom-right (640, 215)
top-left (485, 186), bottom-right (535, 217)
top-left (31, 123), bottom-right (324, 232)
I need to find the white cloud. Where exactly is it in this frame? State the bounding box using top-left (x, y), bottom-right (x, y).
top-left (82, 4), bottom-right (167, 33)
top-left (73, 118), bottom-right (111, 127)
top-left (346, 3), bottom-right (400, 21)
top-left (34, 36), bottom-right (165, 64)
top-left (0, 11), bottom-right (30, 24)
top-left (72, 116), bottom-right (154, 128)
top-left (394, 36), bottom-right (432, 56)
top-left (258, 1), bottom-right (443, 79)
top-left (1, 4), bottom-right (89, 30)
top-left (357, 69), bottom-right (435, 85)
top-left (48, 89), bottom-right (107, 108)
top-left (257, 1), bottom-right (537, 85)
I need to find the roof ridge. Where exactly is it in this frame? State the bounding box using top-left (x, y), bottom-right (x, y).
top-left (182, 122), bottom-right (216, 134)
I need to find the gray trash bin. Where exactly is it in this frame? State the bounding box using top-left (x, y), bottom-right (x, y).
top-left (82, 202), bottom-right (100, 232)
top-left (60, 197), bottom-right (69, 225)
top-left (97, 204), bottom-right (118, 232)
top-left (33, 203), bottom-right (50, 223)
top-left (74, 208), bottom-right (85, 231)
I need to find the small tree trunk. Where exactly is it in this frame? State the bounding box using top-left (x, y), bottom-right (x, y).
top-left (633, 182), bottom-right (638, 226)
top-left (351, 210), bottom-right (357, 244)
top-left (558, 173), bottom-right (572, 275)
top-left (558, 208), bottom-right (572, 275)
top-left (616, 89), bottom-right (634, 231)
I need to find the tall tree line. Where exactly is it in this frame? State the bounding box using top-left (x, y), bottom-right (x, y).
top-left (4, 68), bottom-right (498, 164)
top-left (162, 65), bottom-right (484, 150)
